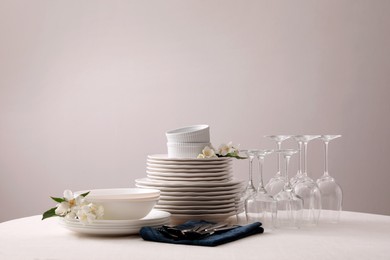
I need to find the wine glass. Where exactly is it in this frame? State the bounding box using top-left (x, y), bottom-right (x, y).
top-left (290, 137), bottom-right (304, 186)
top-left (240, 150), bottom-right (256, 200)
top-left (292, 135), bottom-right (322, 226)
top-left (317, 135), bottom-right (342, 223)
top-left (235, 149), bottom-right (258, 224)
top-left (245, 149), bottom-right (276, 228)
top-left (264, 135), bottom-right (292, 196)
top-left (274, 149), bottom-right (303, 229)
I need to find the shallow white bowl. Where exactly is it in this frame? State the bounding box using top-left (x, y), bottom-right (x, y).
top-left (75, 188), bottom-right (160, 220)
top-left (77, 188), bottom-right (160, 200)
top-left (166, 125), bottom-right (210, 143)
top-left (167, 142), bottom-right (211, 158)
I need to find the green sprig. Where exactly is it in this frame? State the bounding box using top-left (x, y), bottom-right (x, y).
top-left (42, 191), bottom-right (91, 221)
top-left (216, 152), bottom-right (247, 160)
top-left (42, 207), bottom-right (57, 220)
top-left (50, 197), bottom-right (66, 203)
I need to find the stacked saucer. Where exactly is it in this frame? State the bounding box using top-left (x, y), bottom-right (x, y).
top-left (136, 154), bottom-right (244, 224)
top-left (59, 210), bottom-right (170, 236)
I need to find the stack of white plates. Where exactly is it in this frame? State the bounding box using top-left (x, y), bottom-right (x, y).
top-left (59, 209), bottom-right (170, 236)
top-left (136, 154), bottom-right (244, 223)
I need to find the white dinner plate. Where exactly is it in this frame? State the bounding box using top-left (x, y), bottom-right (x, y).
top-left (146, 170), bottom-right (232, 178)
top-left (147, 159), bottom-right (230, 166)
top-left (59, 221), bottom-right (170, 236)
top-left (135, 178), bottom-right (242, 188)
top-left (155, 187), bottom-right (243, 196)
top-left (146, 166), bottom-right (232, 173)
top-left (146, 162), bottom-right (231, 169)
top-left (155, 203), bottom-right (235, 210)
top-left (147, 174), bottom-right (232, 182)
top-left (157, 198), bottom-right (235, 206)
top-left (147, 154), bottom-right (231, 163)
top-left (136, 183), bottom-right (242, 192)
top-left (154, 207), bottom-right (236, 214)
top-left (170, 212), bottom-right (236, 225)
top-left (60, 218), bottom-right (169, 229)
top-left (58, 209), bottom-right (171, 236)
top-left (61, 210), bottom-right (170, 227)
top-left (159, 194), bottom-right (238, 201)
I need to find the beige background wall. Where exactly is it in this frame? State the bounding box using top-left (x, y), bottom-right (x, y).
top-left (1, 0), bottom-right (389, 222)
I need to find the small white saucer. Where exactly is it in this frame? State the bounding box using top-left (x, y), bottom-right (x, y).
top-left (58, 209), bottom-right (170, 236)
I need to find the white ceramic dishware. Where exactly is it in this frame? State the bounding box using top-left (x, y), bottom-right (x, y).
top-left (59, 210), bottom-right (170, 236)
top-left (165, 125), bottom-right (210, 143)
top-left (142, 153), bottom-right (242, 224)
top-left (76, 188), bottom-right (160, 199)
top-left (167, 142), bottom-right (211, 158)
top-left (75, 188), bottom-right (160, 220)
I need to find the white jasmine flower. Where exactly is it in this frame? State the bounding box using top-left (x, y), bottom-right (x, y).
top-left (218, 142), bottom-right (238, 156)
top-left (77, 204), bottom-right (95, 224)
top-left (197, 153), bottom-right (205, 158)
top-left (43, 189), bottom-right (105, 223)
top-left (65, 209), bottom-right (77, 220)
top-left (218, 143), bottom-right (231, 156)
top-left (201, 146), bottom-right (217, 158)
top-left (63, 190), bottom-right (74, 201)
top-left (76, 203), bottom-right (104, 224)
top-left (74, 194), bottom-right (86, 206)
top-left (55, 202), bottom-right (70, 216)
top-left (55, 190), bottom-right (79, 216)
top-left (90, 203), bottom-right (104, 219)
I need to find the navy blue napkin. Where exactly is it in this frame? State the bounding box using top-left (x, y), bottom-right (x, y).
top-left (140, 220), bottom-right (263, 247)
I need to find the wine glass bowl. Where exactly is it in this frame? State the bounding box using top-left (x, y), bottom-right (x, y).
top-left (293, 180), bottom-right (322, 226)
top-left (245, 149), bottom-right (276, 228)
top-left (264, 135), bottom-right (292, 196)
top-left (317, 135), bottom-right (342, 223)
top-left (290, 135), bottom-right (322, 226)
top-left (273, 149), bottom-right (303, 229)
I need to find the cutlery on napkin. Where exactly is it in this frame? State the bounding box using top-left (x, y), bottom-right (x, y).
top-left (140, 220), bottom-right (263, 247)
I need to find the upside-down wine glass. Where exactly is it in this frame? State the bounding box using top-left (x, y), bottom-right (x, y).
top-left (245, 149), bottom-right (276, 228)
top-left (317, 135), bottom-right (342, 223)
top-left (264, 135), bottom-right (292, 196)
top-left (292, 135), bottom-right (322, 226)
top-left (235, 150), bottom-right (257, 224)
top-left (274, 149), bottom-right (303, 229)
top-left (290, 137), bottom-right (304, 186)
top-left (239, 150), bottom-right (256, 202)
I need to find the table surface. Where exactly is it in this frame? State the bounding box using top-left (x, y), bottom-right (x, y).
top-left (0, 211), bottom-right (389, 260)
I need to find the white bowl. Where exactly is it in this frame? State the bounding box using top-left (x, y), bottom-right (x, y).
top-left (167, 142), bottom-right (211, 158)
top-left (75, 188), bottom-right (160, 220)
top-left (166, 125), bottom-right (210, 143)
top-left (77, 188), bottom-right (160, 200)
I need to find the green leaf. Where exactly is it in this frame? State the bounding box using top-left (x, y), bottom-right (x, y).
top-left (227, 154), bottom-right (247, 159)
top-left (42, 207), bottom-right (58, 220)
top-left (79, 191), bottom-right (90, 197)
top-left (50, 196), bottom-right (66, 203)
top-left (217, 153), bottom-right (247, 160)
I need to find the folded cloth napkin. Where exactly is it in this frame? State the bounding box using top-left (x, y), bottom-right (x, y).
top-left (140, 220), bottom-right (263, 247)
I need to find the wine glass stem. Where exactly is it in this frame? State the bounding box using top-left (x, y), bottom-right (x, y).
top-left (276, 141), bottom-right (282, 174)
top-left (324, 141), bottom-right (330, 176)
top-left (298, 141), bottom-right (303, 174)
top-left (258, 156), bottom-right (266, 192)
top-left (303, 142), bottom-right (308, 176)
top-left (284, 155), bottom-right (292, 190)
top-left (248, 157), bottom-right (255, 188)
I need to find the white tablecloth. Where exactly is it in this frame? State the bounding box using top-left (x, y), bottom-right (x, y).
top-left (0, 211), bottom-right (389, 260)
